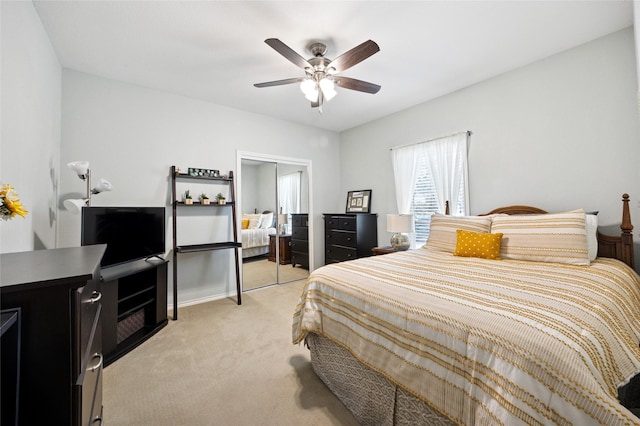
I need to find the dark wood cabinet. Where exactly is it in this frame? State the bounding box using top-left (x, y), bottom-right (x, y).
top-left (0, 245), bottom-right (106, 426)
top-left (101, 258), bottom-right (168, 366)
top-left (324, 213), bottom-right (378, 264)
top-left (291, 213), bottom-right (309, 269)
top-left (269, 234), bottom-right (292, 265)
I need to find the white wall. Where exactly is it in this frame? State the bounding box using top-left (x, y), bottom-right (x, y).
top-left (340, 28), bottom-right (640, 250)
top-left (1, 1), bottom-right (61, 253)
top-left (59, 70), bottom-right (340, 306)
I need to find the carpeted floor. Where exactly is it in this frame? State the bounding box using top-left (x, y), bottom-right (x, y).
top-left (102, 279), bottom-right (358, 425)
top-left (242, 257), bottom-right (309, 291)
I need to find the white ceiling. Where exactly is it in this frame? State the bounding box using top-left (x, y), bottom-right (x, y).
top-left (33, 1), bottom-right (633, 132)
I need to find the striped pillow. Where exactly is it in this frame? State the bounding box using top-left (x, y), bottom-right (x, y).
top-left (490, 210), bottom-right (590, 265)
top-left (425, 214), bottom-right (492, 253)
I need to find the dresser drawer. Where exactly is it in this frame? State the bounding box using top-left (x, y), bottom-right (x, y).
top-left (326, 216), bottom-right (356, 231)
top-left (291, 253), bottom-right (309, 268)
top-left (292, 226), bottom-right (308, 240)
top-left (326, 245), bottom-right (357, 262)
top-left (78, 303), bottom-right (103, 426)
top-left (329, 230), bottom-right (357, 248)
top-left (77, 276), bottom-right (103, 426)
top-left (291, 214), bottom-right (308, 227)
top-left (291, 239), bottom-right (309, 254)
top-left (78, 279), bottom-right (102, 378)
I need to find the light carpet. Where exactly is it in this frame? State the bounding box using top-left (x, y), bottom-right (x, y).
top-left (103, 280), bottom-right (358, 425)
top-left (242, 257), bottom-right (309, 291)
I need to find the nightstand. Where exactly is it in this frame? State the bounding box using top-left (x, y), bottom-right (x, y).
top-left (372, 246), bottom-right (400, 255)
top-left (269, 234), bottom-right (292, 265)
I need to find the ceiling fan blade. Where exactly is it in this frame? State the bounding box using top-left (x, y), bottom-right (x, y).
top-left (254, 77), bottom-right (303, 88)
top-left (264, 38), bottom-right (312, 70)
top-left (335, 77), bottom-right (381, 94)
top-left (327, 40), bottom-right (380, 73)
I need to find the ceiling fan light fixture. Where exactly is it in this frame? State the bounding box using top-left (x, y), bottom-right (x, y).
top-left (304, 87), bottom-right (319, 103)
top-left (257, 38), bottom-right (380, 109)
top-left (319, 78), bottom-right (337, 101)
top-left (300, 78), bottom-right (315, 95)
top-left (300, 78), bottom-right (319, 102)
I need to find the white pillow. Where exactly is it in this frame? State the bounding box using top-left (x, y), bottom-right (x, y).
top-left (490, 210), bottom-right (590, 265)
top-left (259, 212), bottom-right (274, 229)
top-left (242, 213), bottom-right (261, 229)
top-left (424, 214), bottom-right (493, 253)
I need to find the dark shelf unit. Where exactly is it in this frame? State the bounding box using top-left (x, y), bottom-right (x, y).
top-left (171, 166), bottom-right (241, 320)
top-left (101, 258), bottom-right (168, 366)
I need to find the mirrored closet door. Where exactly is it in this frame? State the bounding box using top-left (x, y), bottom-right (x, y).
top-left (239, 155), bottom-right (311, 291)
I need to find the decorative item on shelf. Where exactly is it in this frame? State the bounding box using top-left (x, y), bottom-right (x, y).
top-left (346, 189), bottom-right (372, 213)
top-left (0, 183), bottom-right (28, 220)
top-left (200, 193), bottom-right (210, 205)
top-left (64, 161), bottom-right (113, 214)
top-left (184, 190), bottom-right (193, 205)
top-left (387, 214), bottom-right (414, 251)
top-left (188, 167), bottom-right (219, 178)
top-left (216, 192), bottom-right (226, 205)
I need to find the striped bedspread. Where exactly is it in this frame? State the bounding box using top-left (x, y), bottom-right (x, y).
top-left (241, 227), bottom-right (272, 249)
top-left (292, 248), bottom-right (640, 425)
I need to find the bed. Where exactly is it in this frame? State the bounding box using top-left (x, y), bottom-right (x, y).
top-left (293, 195), bottom-right (640, 425)
top-left (241, 211), bottom-right (276, 258)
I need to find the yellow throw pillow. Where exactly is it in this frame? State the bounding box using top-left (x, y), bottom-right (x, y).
top-left (241, 219), bottom-right (250, 230)
top-left (454, 229), bottom-right (503, 260)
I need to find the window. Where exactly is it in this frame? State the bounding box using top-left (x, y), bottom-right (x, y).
top-left (392, 132), bottom-right (469, 247)
top-left (278, 171), bottom-right (301, 232)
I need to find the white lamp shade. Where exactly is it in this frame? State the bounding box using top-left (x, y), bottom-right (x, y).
top-left (278, 213), bottom-right (288, 224)
top-left (300, 79), bottom-right (315, 95)
top-left (300, 79), bottom-right (318, 102)
top-left (319, 78), bottom-right (337, 101)
top-left (92, 178), bottom-right (113, 194)
top-left (386, 214), bottom-right (414, 233)
top-left (67, 161), bottom-right (89, 177)
top-left (63, 198), bottom-right (88, 214)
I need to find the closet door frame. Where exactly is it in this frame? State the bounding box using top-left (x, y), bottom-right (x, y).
top-left (236, 151), bottom-right (314, 290)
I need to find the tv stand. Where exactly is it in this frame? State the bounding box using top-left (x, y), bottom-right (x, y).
top-left (101, 258), bottom-right (168, 366)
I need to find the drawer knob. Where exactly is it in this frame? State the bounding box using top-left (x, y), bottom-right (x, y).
top-left (89, 291), bottom-right (102, 304)
top-left (88, 353), bottom-right (103, 372)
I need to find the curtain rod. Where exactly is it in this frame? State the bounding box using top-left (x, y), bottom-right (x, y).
top-left (390, 130), bottom-right (472, 151)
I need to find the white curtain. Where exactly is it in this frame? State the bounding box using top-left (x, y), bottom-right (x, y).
top-left (391, 144), bottom-right (421, 214)
top-left (278, 172), bottom-right (301, 215)
top-left (418, 133), bottom-right (469, 215)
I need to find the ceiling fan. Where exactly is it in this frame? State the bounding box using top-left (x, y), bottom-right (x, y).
top-left (254, 38), bottom-right (381, 110)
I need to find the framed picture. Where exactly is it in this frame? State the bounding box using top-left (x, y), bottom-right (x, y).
top-left (346, 190), bottom-right (372, 213)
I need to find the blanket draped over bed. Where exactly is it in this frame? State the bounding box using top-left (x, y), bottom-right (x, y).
top-left (242, 227), bottom-right (272, 249)
top-left (292, 248), bottom-right (640, 425)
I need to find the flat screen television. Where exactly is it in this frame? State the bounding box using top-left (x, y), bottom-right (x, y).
top-left (81, 206), bottom-right (166, 268)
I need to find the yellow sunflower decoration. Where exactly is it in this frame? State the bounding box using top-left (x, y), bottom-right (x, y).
top-left (0, 184), bottom-right (28, 220)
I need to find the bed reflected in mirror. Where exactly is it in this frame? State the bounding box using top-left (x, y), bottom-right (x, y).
top-left (240, 157), bottom-right (310, 291)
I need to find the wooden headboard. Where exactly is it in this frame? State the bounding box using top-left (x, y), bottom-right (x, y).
top-left (482, 194), bottom-right (634, 269)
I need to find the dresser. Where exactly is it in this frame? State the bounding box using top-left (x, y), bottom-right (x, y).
top-left (324, 213), bottom-right (378, 264)
top-left (0, 245), bottom-right (106, 426)
top-left (269, 234), bottom-right (292, 264)
top-left (291, 213), bottom-right (309, 269)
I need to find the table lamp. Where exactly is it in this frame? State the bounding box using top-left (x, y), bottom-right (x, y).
top-left (386, 214), bottom-right (414, 251)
